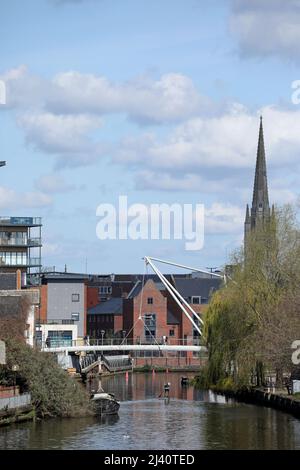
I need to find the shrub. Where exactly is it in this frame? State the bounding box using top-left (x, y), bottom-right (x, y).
top-left (2, 338), bottom-right (91, 419)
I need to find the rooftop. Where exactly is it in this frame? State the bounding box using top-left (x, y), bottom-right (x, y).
top-left (0, 217), bottom-right (42, 227)
top-left (174, 277), bottom-right (222, 299)
top-left (88, 297), bottom-right (123, 315)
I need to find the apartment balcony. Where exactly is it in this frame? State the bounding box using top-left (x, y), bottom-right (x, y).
top-left (0, 237), bottom-right (42, 247)
top-left (0, 257), bottom-right (42, 267)
top-left (0, 217), bottom-right (42, 227)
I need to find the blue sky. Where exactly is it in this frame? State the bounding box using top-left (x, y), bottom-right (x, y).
top-left (1, 0), bottom-right (300, 274)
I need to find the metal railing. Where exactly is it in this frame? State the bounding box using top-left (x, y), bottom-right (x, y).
top-left (80, 353), bottom-right (132, 373)
top-left (42, 337), bottom-right (202, 348)
top-left (0, 237), bottom-right (41, 247)
top-left (0, 257), bottom-right (41, 267)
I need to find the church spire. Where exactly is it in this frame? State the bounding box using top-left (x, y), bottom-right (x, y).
top-left (251, 116), bottom-right (270, 220)
top-left (244, 116), bottom-right (271, 251)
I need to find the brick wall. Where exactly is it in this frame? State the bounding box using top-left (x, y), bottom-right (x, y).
top-left (0, 386), bottom-right (19, 398)
top-left (135, 279), bottom-right (167, 341)
top-left (38, 285), bottom-right (48, 323)
top-left (114, 314), bottom-right (123, 334)
top-left (87, 286), bottom-right (99, 309)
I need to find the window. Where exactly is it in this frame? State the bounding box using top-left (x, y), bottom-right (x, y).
top-left (99, 286), bottom-right (112, 295)
top-left (47, 330), bottom-right (73, 347)
top-left (0, 251), bottom-right (27, 266)
top-left (169, 330), bottom-right (175, 337)
top-left (147, 297), bottom-right (153, 304)
top-left (144, 313), bottom-right (156, 342)
top-left (201, 297), bottom-right (208, 304)
top-left (71, 312), bottom-right (80, 322)
top-left (72, 294), bottom-right (80, 302)
top-left (191, 296), bottom-right (201, 304)
top-left (62, 319), bottom-right (74, 325)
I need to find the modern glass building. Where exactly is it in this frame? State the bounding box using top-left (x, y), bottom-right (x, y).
top-left (0, 217), bottom-right (42, 286)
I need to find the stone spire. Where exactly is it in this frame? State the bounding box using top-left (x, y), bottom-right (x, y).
top-left (250, 116), bottom-right (270, 228)
top-left (244, 117), bottom-right (271, 249)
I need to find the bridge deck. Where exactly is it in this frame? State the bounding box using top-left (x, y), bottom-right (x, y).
top-left (44, 345), bottom-right (206, 353)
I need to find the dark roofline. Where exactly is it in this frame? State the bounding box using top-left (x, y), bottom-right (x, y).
top-left (88, 297), bottom-right (123, 315)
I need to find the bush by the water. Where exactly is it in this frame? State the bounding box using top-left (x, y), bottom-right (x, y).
top-left (0, 295), bottom-right (91, 419)
top-left (1, 338), bottom-right (91, 418)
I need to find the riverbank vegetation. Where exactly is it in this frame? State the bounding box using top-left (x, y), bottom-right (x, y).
top-left (197, 204), bottom-right (300, 390)
top-left (0, 296), bottom-right (91, 419)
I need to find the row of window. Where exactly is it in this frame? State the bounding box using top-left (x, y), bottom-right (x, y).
top-left (88, 315), bottom-right (113, 323)
top-left (0, 252), bottom-right (27, 265)
top-left (146, 296), bottom-right (206, 305)
top-left (0, 231), bottom-right (27, 239)
top-left (99, 286), bottom-right (112, 295)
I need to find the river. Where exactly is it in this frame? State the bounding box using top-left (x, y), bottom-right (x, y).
top-left (0, 372), bottom-right (300, 450)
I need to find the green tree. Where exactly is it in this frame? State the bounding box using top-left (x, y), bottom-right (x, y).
top-left (203, 204), bottom-right (300, 389)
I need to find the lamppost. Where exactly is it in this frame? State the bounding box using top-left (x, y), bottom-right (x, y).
top-left (100, 330), bottom-right (105, 346)
top-left (0, 161), bottom-right (6, 167)
top-left (11, 364), bottom-right (20, 393)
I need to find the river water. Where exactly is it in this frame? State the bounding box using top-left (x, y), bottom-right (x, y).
top-left (1, 372), bottom-right (300, 450)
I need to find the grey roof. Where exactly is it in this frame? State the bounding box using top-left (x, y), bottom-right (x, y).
top-left (174, 277), bottom-right (222, 299)
top-left (0, 273), bottom-right (17, 290)
top-left (88, 297), bottom-right (123, 315)
top-left (42, 273), bottom-right (90, 283)
top-left (127, 275), bottom-right (174, 299)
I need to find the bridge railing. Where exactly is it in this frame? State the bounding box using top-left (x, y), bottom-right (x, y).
top-left (41, 337), bottom-right (203, 349)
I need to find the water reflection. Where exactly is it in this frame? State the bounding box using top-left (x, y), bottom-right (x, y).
top-left (0, 372), bottom-right (300, 449)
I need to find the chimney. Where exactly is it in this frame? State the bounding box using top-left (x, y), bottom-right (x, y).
top-left (16, 269), bottom-right (22, 290)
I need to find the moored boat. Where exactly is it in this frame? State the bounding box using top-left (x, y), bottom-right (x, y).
top-left (90, 392), bottom-right (120, 415)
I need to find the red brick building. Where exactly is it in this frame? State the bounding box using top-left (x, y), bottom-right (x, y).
top-left (87, 297), bottom-right (123, 339)
top-left (123, 275), bottom-right (221, 344)
top-left (123, 278), bottom-right (180, 343)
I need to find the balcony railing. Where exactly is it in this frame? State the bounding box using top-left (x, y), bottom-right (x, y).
top-left (0, 217), bottom-right (42, 226)
top-left (0, 257), bottom-right (41, 267)
top-left (51, 337), bottom-right (203, 347)
top-left (0, 237), bottom-right (41, 247)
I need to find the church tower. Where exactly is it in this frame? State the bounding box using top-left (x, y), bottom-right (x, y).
top-left (244, 117), bottom-right (271, 249)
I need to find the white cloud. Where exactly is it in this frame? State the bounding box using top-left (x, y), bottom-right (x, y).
top-left (205, 203), bottom-right (245, 234)
top-left (49, 71), bottom-right (214, 124)
top-left (1, 65), bottom-right (53, 109)
top-left (230, 0), bottom-right (300, 61)
top-left (18, 112), bottom-right (105, 168)
top-left (0, 186), bottom-right (52, 209)
top-left (3, 65), bottom-right (300, 207)
top-left (1, 66), bottom-right (215, 123)
top-left (115, 105), bottom-right (300, 174)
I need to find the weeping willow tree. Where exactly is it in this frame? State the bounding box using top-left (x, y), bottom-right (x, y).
top-left (202, 204), bottom-right (300, 389)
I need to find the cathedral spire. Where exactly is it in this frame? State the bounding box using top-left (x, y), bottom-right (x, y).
top-left (244, 117), bottom-right (271, 251)
top-left (251, 116), bottom-right (270, 219)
